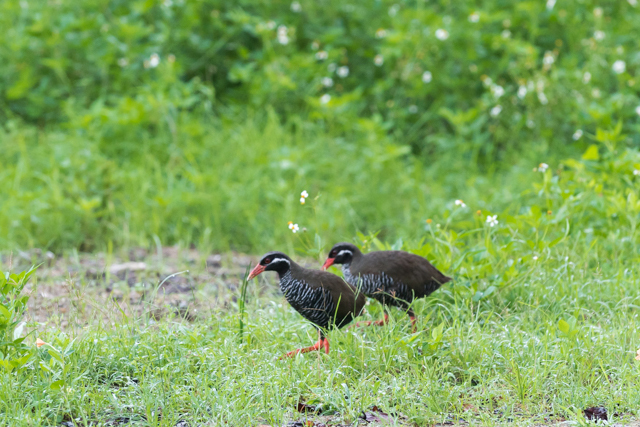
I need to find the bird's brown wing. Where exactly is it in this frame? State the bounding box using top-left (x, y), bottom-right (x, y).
top-left (355, 251), bottom-right (451, 298)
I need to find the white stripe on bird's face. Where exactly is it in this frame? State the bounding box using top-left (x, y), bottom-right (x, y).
top-left (269, 258), bottom-right (291, 267)
top-left (337, 250), bottom-right (353, 258)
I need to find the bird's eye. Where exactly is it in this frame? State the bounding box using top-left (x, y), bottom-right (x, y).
top-left (263, 258), bottom-right (271, 264)
top-left (330, 251), bottom-right (336, 257)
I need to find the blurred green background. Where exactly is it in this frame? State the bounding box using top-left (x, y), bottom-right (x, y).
top-left (1, 0), bottom-right (640, 253)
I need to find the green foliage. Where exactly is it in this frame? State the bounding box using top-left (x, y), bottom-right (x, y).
top-left (0, 266), bottom-right (37, 373)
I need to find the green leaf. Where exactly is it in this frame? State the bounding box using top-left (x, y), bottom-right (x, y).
top-left (13, 322), bottom-right (25, 341)
top-left (582, 145), bottom-right (599, 161)
top-left (0, 305), bottom-right (11, 325)
top-left (50, 380), bottom-right (64, 391)
top-left (558, 319), bottom-right (570, 334)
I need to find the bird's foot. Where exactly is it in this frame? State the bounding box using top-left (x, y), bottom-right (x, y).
top-left (352, 313), bottom-right (389, 328)
top-left (279, 337), bottom-right (329, 359)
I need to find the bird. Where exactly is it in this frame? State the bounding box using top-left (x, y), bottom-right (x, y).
top-left (321, 242), bottom-right (451, 329)
top-left (248, 251), bottom-right (366, 358)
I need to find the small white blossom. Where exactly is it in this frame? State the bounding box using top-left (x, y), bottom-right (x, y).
top-left (486, 215), bottom-right (499, 227)
top-left (321, 77), bottom-right (334, 87)
top-left (583, 71), bottom-right (591, 83)
top-left (501, 30), bottom-right (511, 39)
top-left (636, 106), bottom-right (640, 116)
top-left (301, 190), bottom-right (309, 198)
top-left (374, 54), bottom-right (384, 66)
top-left (538, 92), bottom-right (548, 105)
top-left (594, 30), bottom-right (605, 41)
top-left (546, 0), bottom-right (556, 9)
top-left (337, 66), bottom-right (349, 78)
top-left (492, 85), bottom-right (505, 98)
top-left (538, 163), bottom-right (549, 172)
top-left (593, 7), bottom-right (603, 17)
top-left (290, 1), bottom-right (301, 12)
top-left (592, 88), bottom-right (601, 98)
top-left (435, 29), bottom-right (449, 40)
top-left (376, 28), bottom-right (387, 38)
top-left (408, 105), bottom-right (418, 114)
top-left (315, 50), bottom-right (328, 60)
top-left (517, 85), bottom-right (527, 99)
top-left (468, 12), bottom-right (479, 23)
top-left (320, 94), bottom-right (331, 104)
top-left (612, 60), bottom-right (626, 74)
top-left (455, 199), bottom-right (466, 208)
top-left (572, 129), bottom-right (583, 140)
top-left (543, 51), bottom-right (555, 66)
top-left (288, 223), bottom-right (300, 233)
top-left (490, 105), bottom-right (502, 117)
top-left (533, 256), bottom-right (539, 261)
top-left (634, 169), bottom-right (640, 176)
top-left (422, 71), bottom-right (432, 83)
top-left (149, 53), bottom-right (160, 68)
top-left (117, 58), bottom-right (128, 67)
top-left (300, 197), bottom-right (306, 204)
top-left (629, 0), bottom-right (638, 6)
top-left (266, 21), bottom-right (276, 30)
top-left (277, 26), bottom-right (289, 45)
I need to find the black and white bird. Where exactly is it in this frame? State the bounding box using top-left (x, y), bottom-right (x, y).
top-left (248, 251), bottom-right (365, 358)
top-left (322, 243), bottom-right (451, 329)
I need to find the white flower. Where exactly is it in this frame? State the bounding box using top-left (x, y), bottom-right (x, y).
top-left (301, 190), bottom-right (309, 198)
top-left (538, 163), bottom-right (549, 172)
top-left (543, 51), bottom-right (555, 66)
top-left (337, 66), bottom-right (349, 78)
top-left (290, 1), bottom-right (301, 12)
top-left (583, 71), bottom-right (591, 83)
top-left (486, 215), bottom-right (499, 227)
top-left (288, 222), bottom-right (300, 233)
top-left (592, 88), bottom-right (601, 98)
top-left (408, 105), bottom-right (418, 114)
top-left (117, 58), bottom-right (128, 67)
top-left (266, 21), bottom-right (276, 30)
top-left (321, 77), bottom-right (334, 87)
top-left (538, 92), bottom-right (548, 105)
top-left (422, 71), bottom-right (432, 83)
top-left (634, 169), bottom-right (640, 176)
top-left (612, 60), bottom-right (626, 74)
top-left (455, 199), bottom-right (466, 208)
top-left (546, 0), bottom-right (556, 9)
top-left (435, 29), bottom-right (449, 40)
top-left (149, 53), bottom-right (160, 68)
top-left (501, 30), bottom-right (511, 39)
top-left (320, 94), bottom-right (331, 104)
top-left (517, 85), bottom-right (527, 99)
top-left (491, 85), bottom-right (505, 98)
top-left (490, 105), bottom-right (502, 117)
top-left (376, 28), bottom-right (387, 38)
top-left (315, 51), bottom-right (328, 60)
top-left (300, 197), bottom-right (306, 204)
top-left (374, 54), bottom-right (384, 66)
top-left (594, 30), bottom-right (605, 41)
top-left (593, 7), bottom-right (603, 17)
top-left (277, 26), bottom-right (289, 45)
top-left (533, 256), bottom-right (539, 261)
top-left (629, 0), bottom-right (638, 6)
top-left (572, 129), bottom-right (583, 140)
top-left (328, 63), bottom-right (336, 72)
top-left (468, 12), bottom-right (479, 23)
top-left (636, 106), bottom-right (640, 116)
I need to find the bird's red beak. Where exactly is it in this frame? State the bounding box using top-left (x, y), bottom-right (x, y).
top-left (248, 264), bottom-right (265, 280)
top-left (322, 258), bottom-right (335, 271)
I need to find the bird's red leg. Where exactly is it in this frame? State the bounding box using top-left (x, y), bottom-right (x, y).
top-left (280, 332), bottom-right (329, 359)
top-left (409, 315), bottom-right (417, 332)
top-left (354, 312), bottom-right (389, 328)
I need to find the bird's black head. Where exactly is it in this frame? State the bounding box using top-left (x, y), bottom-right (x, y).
top-left (248, 251), bottom-right (292, 280)
top-left (322, 242), bottom-right (359, 270)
